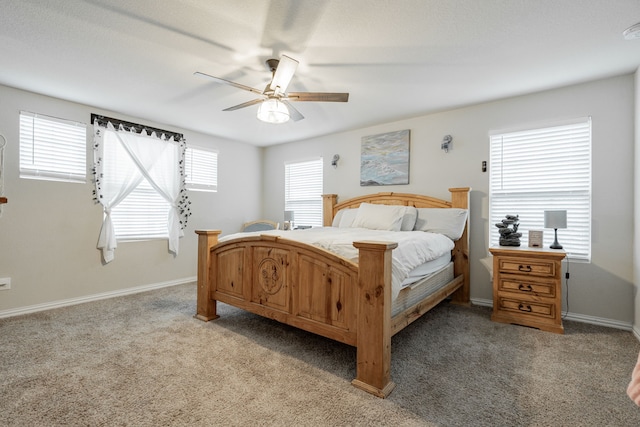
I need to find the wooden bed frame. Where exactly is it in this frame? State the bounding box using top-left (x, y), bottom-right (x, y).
top-left (195, 188), bottom-right (470, 397)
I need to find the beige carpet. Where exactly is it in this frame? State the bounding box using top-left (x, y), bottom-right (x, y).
top-left (2, 282), bottom-right (640, 426)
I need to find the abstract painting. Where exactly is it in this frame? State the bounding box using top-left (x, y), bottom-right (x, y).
top-left (360, 129), bottom-right (410, 186)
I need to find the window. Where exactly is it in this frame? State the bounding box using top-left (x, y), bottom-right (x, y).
top-left (19, 111), bottom-right (86, 183)
top-left (102, 129), bottom-right (171, 240)
top-left (93, 115), bottom-right (189, 263)
top-left (489, 118), bottom-right (591, 261)
top-left (185, 146), bottom-right (218, 192)
top-left (285, 158), bottom-right (323, 227)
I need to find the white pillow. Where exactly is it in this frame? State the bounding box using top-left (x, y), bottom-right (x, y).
top-left (414, 208), bottom-right (468, 240)
top-left (336, 208), bottom-right (359, 228)
top-left (332, 209), bottom-right (344, 227)
top-left (351, 203), bottom-right (406, 231)
top-left (401, 206), bottom-right (418, 231)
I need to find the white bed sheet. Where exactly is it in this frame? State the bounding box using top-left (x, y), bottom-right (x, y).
top-left (219, 227), bottom-right (454, 300)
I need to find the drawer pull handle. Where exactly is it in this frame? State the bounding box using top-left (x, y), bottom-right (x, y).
top-left (518, 265), bottom-right (532, 272)
top-left (518, 283), bottom-right (533, 292)
top-left (518, 303), bottom-right (532, 312)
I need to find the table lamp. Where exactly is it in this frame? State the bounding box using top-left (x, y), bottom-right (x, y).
top-left (544, 210), bottom-right (567, 249)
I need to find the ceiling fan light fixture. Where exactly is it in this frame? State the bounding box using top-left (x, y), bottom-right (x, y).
top-left (257, 99), bottom-right (290, 124)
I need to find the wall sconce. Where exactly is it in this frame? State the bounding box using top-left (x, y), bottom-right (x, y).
top-left (331, 154), bottom-right (340, 168)
top-left (544, 210), bottom-right (567, 249)
top-left (441, 135), bottom-right (452, 153)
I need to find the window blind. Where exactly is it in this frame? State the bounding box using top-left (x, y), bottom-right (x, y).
top-left (19, 111), bottom-right (86, 183)
top-left (110, 182), bottom-right (170, 240)
top-left (489, 118), bottom-right (591, 261)
top-left (185, 147), bottom-right (218, 192)
top-left (285, 158), bottom-right (323, 227)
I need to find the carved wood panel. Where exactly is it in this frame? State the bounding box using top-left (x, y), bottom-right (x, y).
top-left (251, 246), bottom-right (290, 312)
top-left (215, 247), bottom-right (245, 298)
top-left (296, 254), bottom-right (355, 330)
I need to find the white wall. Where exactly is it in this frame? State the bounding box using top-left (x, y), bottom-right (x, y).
top-left (263, 74), bottom-right (636, 327)
top-left (0, 84), bottom-right (262, 315)
top-left (1, 74), bottom-right (635, 326)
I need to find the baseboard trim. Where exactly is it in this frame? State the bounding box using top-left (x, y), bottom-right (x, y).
top-left (0, 277), bottom-right (196, 319)
top-left (2, 285), bottom-right (634, 333)
top-left (470, 297), bottom-right (633, 331)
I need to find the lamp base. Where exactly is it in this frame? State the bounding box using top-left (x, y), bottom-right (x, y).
top-left (549, 228), bottom-right (563, 249)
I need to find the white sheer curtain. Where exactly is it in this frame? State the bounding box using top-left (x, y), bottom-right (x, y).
top-left (93, 121), bottom-right (188, 263)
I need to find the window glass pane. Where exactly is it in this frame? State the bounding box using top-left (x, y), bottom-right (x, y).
top-left (185, 146), bottom-right (217, 192)
top-left (285, 158), bottom-right (323, 227)
top-left (489, 118), bottom-right (591, 261)
top-left (19, 111), bottom-right (86, 183)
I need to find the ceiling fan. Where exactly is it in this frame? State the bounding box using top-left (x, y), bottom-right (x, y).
top-left (194, 55), bottom-right (349, 124)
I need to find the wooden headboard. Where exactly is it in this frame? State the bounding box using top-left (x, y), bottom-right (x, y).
top-left (322, 188), bottom-right (470, 225)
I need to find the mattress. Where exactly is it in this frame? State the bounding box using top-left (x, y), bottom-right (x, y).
top-left (400, 252), bottom-right (451, 287)
top-left (392, 262), bottom-right (455, 317)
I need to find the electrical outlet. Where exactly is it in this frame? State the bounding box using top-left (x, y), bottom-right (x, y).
top-left (0, 277), bottom-right (11, 290)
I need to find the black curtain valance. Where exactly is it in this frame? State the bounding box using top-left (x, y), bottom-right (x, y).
top-left (91, 114), bottom-right (184, 141)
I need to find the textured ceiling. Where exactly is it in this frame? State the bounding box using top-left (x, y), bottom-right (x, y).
top-left (1, 0), bottom-right (639, 146)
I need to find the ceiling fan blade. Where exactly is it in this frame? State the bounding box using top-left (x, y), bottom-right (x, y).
top-left (194, 71), bottom-right (264, 95)
top-left (269, 55), bottom-right (298, 93)
top-left (260, 0), bottom-right (328, 53)
top-left (223, 98), bottom-right (265, 111)
top-left (282, 100), bottom-right (304, 122)
top-left (287, 92), bottom-right (349, 102)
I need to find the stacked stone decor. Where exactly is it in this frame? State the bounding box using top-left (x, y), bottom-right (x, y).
top-left (496, 214), bottom-right (521, 246)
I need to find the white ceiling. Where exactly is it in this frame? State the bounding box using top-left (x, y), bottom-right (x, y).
top-left (1, 0), bottom-right (639, 146)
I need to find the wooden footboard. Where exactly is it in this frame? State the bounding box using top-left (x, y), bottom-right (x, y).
top-left (195, 231), bottom-right (398, 396)
top-left (195, 187), bottom-right (470, 398)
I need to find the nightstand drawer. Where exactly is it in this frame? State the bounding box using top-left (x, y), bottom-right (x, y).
top-left (497, 297), bottom-right (556, 320)
top-left (498, 277), bottom-right (555, 297)
top-left (498, 258), bottom-right (556, 278)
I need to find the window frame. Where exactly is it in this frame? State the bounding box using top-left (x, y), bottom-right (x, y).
top-left (19, 111), bottom-right (87, 183)
top-left (488, 117), bottom-right (592, 261)
top-left (284, 157), bottom-right (324, 228)
top-left (185, 146), bottom-right (218, 193)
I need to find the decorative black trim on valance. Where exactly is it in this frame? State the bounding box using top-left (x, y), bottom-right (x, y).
top-left (91, 114), bottom-right (184, 141)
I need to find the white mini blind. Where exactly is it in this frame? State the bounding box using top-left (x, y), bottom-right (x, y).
top-left (185, 146), bottom-right (218, 192)
top-left (489, 118), bottom-right (591, 261)
top-left (285, 158), bottom-right (323, 227)
top-left (19, 111), bottom-right (86, 183)
top-left (110, 182), bottom-right (170, 240)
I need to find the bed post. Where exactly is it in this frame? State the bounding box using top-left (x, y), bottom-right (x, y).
top-left (194, 230), bottom-right (221, 321)
top-left (351, 240), bottom-right (398, 398)
top-left (322, 194), bottom-right (338, 226)
top-left (448, 187), bottom-right (471, 305)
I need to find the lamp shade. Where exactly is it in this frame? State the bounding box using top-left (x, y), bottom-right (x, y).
top-left (257, 99), bottom-right (290, 124)
top-left (284, 210), bottom-right (295, 222)
top-left (544, 210), bottom-right (567, 229)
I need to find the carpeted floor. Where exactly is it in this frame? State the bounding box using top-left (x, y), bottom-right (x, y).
top-left (1, 282), bottom-right (640, 426)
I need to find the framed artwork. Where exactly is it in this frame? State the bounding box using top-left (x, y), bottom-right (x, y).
top-left (360, 129), bottom-right (410, 186)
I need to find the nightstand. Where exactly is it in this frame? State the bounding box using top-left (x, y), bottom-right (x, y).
top-left (488, 246), bottom-right (566, 334)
